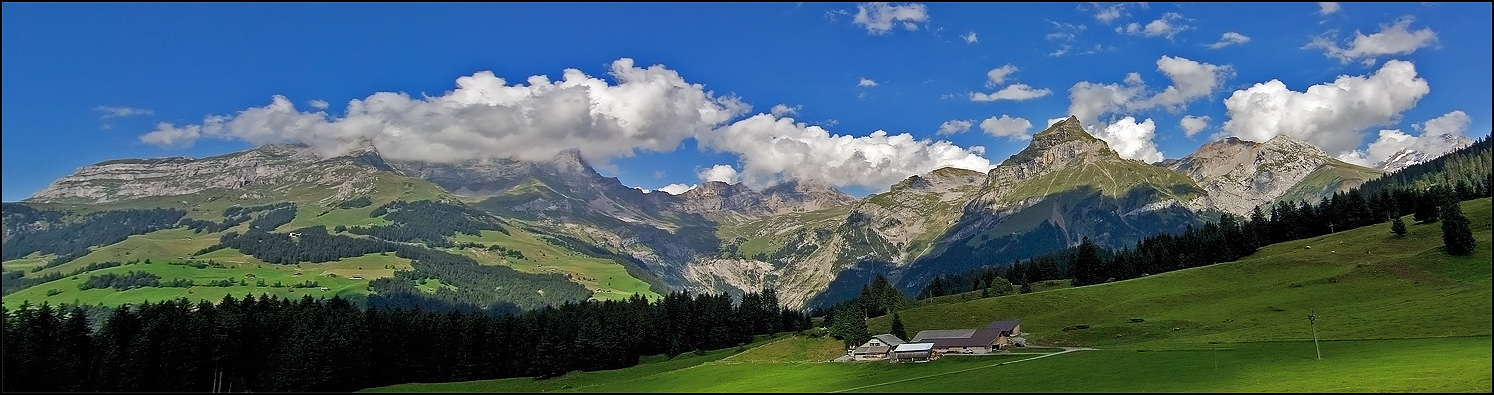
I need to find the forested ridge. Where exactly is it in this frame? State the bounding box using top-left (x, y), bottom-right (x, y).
top-left (1, 288), bottom-right (809, 392)
top-left (0, 208), bottom-right (186, 266)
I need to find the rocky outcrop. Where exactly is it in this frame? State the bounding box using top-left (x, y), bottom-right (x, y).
top-left (26, 144), bottom-right (383, 205)
top-left (668, 180), bottom-right (856, 220)
top-left (1167, 135), bottom-right (1382, 216)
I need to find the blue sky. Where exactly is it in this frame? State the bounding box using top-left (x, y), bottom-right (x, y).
top-left (4, 2), bottom-right (1490, 201)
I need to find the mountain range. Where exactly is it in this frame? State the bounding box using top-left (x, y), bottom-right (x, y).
top-left (10, 116), bottom-right (1398, 309)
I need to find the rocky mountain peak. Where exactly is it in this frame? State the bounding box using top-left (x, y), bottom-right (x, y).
top-left (1168, 133), bottom-right (1379, 216)
top-left (680, 181), bottom-right (753, 200)
top-left (761, 180), bottom-right (856, 209)
top-left (1262, 134), bottom-right (1328, 157)
top-left (892, 167), bottom-right (984, 192)
top-left (338, 141), bottom-right (396, 173)
top-left (995, 115), bottom-right (1116, 178)
top-left (669, 180), bottom-right (854, 218)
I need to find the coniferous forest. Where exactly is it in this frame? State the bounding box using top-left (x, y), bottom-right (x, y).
top-left (1, 288), bottom-right (809, 392)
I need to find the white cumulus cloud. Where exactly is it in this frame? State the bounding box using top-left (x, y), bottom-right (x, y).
top-left (139, 58), bottom-right (749, 167)
top-left (1093, 117), bottom-right (1163, 163)
top-left (1221, 59), bottom-right (1430, 157)
top-left (1318, 2), bottom-right (1340, 16)
top-left (698, 114), bottom-right (993, 191)
top-left (936, 119), bottom-right (973, 135)
top-left (979, 115), bottom-right (1033, 141)
top-left (852, 2), bottom-right (929, 35)
top-left (1207, 32), bottom-right (1251, 49)
top-left (1093, 3), bottom-right (1127, 24)
top-left (1419, 110), bottom-right (1472, 137)
top-left (1305, 16), bottom-right (1438, 66)
top-left (970, 84), bottom-right (1053, 102)
top-left (656, 183), bottom-right (696, 195)
top-left (858, 78), bottom-right (879, 87)
top-left (1135, 56), bottom-right (1234, 111)
top-left (770, 104), bottom-right (802, 117)
top-left (1180, 115), bottom-right (1211, 137)
top-left (962, 31), bottom-right (978, 43)
top-left (1119, 12), bottom-right (1192, 40)
top-left (1068, 55), bottom-right (1230, 128)
top-left (985, 64), bottom-right (1019, 87)
top-left (697, 164), bottom-right (741, 184)
top-left (308, 99), bottom-right (329, 110)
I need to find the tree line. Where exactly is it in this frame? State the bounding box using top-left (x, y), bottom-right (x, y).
top-left (1, 287), bottom-right (809, 392)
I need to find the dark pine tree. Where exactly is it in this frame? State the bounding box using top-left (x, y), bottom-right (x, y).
top-left (1391, 216), bottom-right (1408, 238)
top-left (1070, 236), bottom-right (1103, 286)
top-left (889, 312), bottom-right (908, 341)
top-left (1440, 200), bottom-right (1476, 256)
top-left (927, 277), bottom-right (946, 298)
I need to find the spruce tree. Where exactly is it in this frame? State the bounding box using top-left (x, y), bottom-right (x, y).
top-left (1391, 216), bottom-right (1407, 237)
top-left (1440, 200), bottom-right (1476, 255)
top-left (889, 313), bottom-right (908, 341)
top-left (1071, 237), bottom-right (1103, 286)
top-left (828, 306), bottom-right (870, 348)
top-left (927, 277), bottom-right (945, 298)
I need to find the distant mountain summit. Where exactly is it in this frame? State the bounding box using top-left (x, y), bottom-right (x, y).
top-left (1167, 134), bottom-right (1383, 216)
top-left (1377, 134), bottom-right (1475, 173)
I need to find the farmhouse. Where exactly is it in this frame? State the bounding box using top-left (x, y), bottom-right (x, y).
top-left (850, 334), bottom-right (904, 361)
top-left (911, 320), bottom-right (1022, 355)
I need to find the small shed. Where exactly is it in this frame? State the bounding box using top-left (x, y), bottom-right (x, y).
top-left (890, 342), bottom-right (935, 362)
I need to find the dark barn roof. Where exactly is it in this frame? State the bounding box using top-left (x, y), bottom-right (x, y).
top-left (985, 320), bottom-right (1020, 335)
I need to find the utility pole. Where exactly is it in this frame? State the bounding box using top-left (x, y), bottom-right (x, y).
top-left (1308, 309), bottom-right (1322, 360)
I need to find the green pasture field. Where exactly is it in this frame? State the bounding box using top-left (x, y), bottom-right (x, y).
top-left (856, 337), bottom-right (1490, 393)
top-left (3, 252), bottom-right (412, 309)
top-left (360, 335), bottom-right (794, 393)
top-left (452, 229), bottom-right (659, 301)
top-left (366, 335), bottom-right (1489, 393)
top-left (721, 334), bottom-right (847, 363)
top-left (22, 227), bottom-right (229, 278)
top-left (0, 255), bottom-right (51, 274)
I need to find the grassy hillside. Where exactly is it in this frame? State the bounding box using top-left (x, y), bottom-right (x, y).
top-left (3, 195), bottom-right (663, 307)
top-left (1276, 160), bottom-right (1384, 206)
top-left (871, 198), bottom-right (1491, 348)
top-left (452, 228), bottom-right (660, 301)
top-left (371, 198), bottom-right (1492, 392)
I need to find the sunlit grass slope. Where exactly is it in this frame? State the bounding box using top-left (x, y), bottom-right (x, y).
top-left (871, 197), bottom-right (1491, 349)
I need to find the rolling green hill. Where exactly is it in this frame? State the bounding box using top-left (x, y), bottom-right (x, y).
top-left (366, 197), bottom-right (1492, 392)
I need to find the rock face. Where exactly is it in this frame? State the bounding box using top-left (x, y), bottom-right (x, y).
top-left (1378, 134), bottom-right (1475, 173)
top-left (669, 180), bottom-right (856, 220)
top-left (26, 144), bottom-right (385, 206)
top-left (1167, 135), bottom-right (1383, 216)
